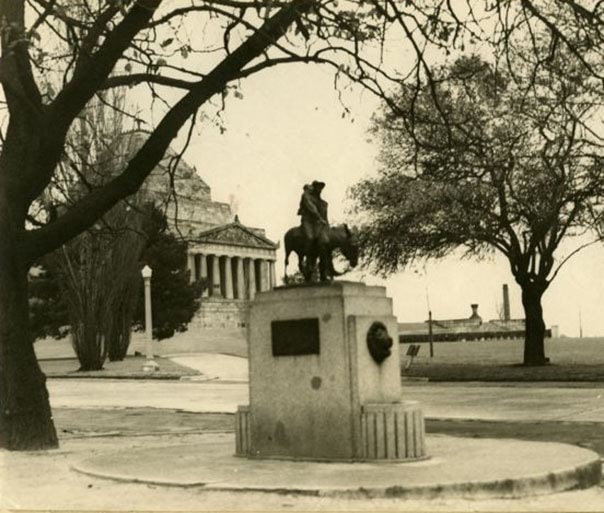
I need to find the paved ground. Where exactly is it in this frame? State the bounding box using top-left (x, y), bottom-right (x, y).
top-left (7, 349), bottom-right (603, 511)
top-left (4, 433), bottom-right (604, 512)
top-left (169, 353), bottom-right (249, 382)
top-left (47, 378), bottom-right (604, 422)
top-left (2, 374), bottom-right (603, 511)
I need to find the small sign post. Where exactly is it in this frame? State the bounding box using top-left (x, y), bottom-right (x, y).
top-left (405, 344), bottom-right (421, 370)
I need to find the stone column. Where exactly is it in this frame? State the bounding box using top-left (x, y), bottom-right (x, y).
top-left (247, 258), bottom-right (256, 300)
top-left (260, 260), bottom-right (270, 291)
top-left (212, 255), bottom-right (222, 297)
top-left (255, 259), bottom-right (264, 292)
top-left (187, 253), bottom-right (196, 283)
top-left (200, 254), bottom-right (208, 297)
top-left (236, 257), bottom-right (245, 300)
top-left (224, 256), bottom-right (234, 299)
top-left (269, 261), bottom-right (277, 289)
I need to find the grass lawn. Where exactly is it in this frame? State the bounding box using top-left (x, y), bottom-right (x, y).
top-left (401, 337), bottom-right (604, 381)
top-left (55, 408), bottom-right (233, 437)
top-left (427, 418), bottom-right (604, 457)
top-left (39, 355), bottom-right (200, 379)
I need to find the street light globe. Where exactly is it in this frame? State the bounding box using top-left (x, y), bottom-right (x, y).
top-left (141, 264), bottom-right (153, 279)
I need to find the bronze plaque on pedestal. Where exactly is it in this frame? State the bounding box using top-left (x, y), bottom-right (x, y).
top-left (271, 318), bottom-right (320, 356)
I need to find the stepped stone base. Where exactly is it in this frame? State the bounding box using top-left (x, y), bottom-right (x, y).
top-left (194, 299), bottom-right (249, 329)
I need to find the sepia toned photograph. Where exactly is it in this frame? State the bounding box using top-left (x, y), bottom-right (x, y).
top-left (1, 1), bottom-right (604, 511)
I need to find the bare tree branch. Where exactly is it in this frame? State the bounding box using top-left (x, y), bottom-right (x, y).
top-left (23, 0), bottom-right (314, 262)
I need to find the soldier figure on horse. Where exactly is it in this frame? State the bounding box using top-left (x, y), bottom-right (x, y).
top-left (285, 180), bottom-right (359, 283)
top-left (297, 181), bottom-right (330, 281)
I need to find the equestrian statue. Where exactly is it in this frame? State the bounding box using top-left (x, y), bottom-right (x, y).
top-left (284, 181), bottom-right (359, 282)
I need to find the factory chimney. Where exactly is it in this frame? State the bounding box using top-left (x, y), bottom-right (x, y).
top-left (502, 284), bottom-right (511, 321)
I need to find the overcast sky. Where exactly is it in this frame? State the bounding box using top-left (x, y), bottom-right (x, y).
top-left (153, 60), bottom-right (604, 339)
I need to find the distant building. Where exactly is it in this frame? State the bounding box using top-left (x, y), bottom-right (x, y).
top-left (399, 300), bottom-right (552, 343)
top-left (138, 135), bottom-right (278, 329)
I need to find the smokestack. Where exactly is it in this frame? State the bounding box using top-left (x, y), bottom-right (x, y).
top-left (503, 284), bottom-right (511, 321)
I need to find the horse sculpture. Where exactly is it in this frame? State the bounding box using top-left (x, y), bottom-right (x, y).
top-left (284, 224), bottom-right (359, 282)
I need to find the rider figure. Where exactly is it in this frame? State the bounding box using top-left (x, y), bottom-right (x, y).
top-left (298, 181), bottom-right (330, 278)
top-left (298, 181), bottom-right (329, 241)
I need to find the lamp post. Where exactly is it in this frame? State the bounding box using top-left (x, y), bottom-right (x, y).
top-left (141, 264), bottom-right (159, 372)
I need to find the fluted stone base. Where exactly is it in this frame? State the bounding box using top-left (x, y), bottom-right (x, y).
top-left (235, 401), bottom-right (426, 461)
top-left (235, 405), bottom-right (251, 456)
top-left (361, 401), bottom-right (426, 460)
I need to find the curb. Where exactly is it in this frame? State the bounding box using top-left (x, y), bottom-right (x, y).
top-left (47, 373), bottom-right (198, 380)
top-left (71, 435), bottom-right (603, 499)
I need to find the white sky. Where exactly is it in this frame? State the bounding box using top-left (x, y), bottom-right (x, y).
top-left (165, 63), bottom-right (604, 338)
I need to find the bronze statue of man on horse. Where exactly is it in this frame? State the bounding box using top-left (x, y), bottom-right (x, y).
top-left (284, 181), bottom-right (359, 282)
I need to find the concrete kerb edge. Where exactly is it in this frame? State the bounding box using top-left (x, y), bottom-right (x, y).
top-left (70, 464), bottom-right (210, 489)
top-left (46, 373), bottom-right (197, 380)
top-left (359, 458), bottom-right (603, 500)
top-left (69, 453), bottom-right (602, 499)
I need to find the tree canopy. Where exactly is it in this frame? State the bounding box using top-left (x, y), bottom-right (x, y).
top-left (133, 207), bottom-right (203, 341)
top-left (352, 52), bottom-right (604, 364)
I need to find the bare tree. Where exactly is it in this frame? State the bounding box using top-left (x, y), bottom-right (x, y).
top-left (53, 201), bottom-right (147, 370)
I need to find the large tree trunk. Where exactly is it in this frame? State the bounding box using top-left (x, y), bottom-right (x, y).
top-left (0, 206), bottom-right (58, 450)
top-left (520, 282), bottom-right (548, 366)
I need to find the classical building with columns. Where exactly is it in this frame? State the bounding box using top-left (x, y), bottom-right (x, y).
top-left (187, 217), bottom-right (278, 328)
top-left (139, 135), bottom-right (279, 330)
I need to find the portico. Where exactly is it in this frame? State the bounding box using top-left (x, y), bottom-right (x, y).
top-left (186, 218), bottom-right (278, 328)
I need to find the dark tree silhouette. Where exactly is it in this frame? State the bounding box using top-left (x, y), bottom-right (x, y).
top-left (133, 207), bottom-right (203, 341)
top-left (28, 264), bottom-right (68, 341)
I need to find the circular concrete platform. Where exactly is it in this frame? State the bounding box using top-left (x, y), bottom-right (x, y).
top-left (72, 433), bottom-right (601, 499)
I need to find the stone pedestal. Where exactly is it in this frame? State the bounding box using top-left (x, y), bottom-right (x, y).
top-left (235, 281), bottom-right (426, 461)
